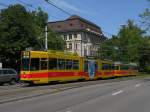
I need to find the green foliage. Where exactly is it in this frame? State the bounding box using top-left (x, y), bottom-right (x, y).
top-left (0, 4), bottom-right (65, 70)
top-left (100, 35), bottom-right (120, 61)
top-left (139, 0), bottom-right (150, 71)
top-left (118, 20), bottom-right (145, 63)
top-left (0, 4), bottom-right (38, 50)
top-left (0, 4), bottom-right (39, 69)
top-left (47, 29), bottom-right (65, 51)
top-left (100, 20), bottom-right (149, 67)
top-left (31, 7), bottom-right (48, 40)
top-left (140, 0), bottom-right (150, 32)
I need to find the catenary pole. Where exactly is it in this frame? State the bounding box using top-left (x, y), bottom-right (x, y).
top-left (45, 25), bottom-right (48, 51)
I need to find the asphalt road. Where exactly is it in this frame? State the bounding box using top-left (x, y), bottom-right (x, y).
top-left (0, 77), bottom-right (150, 112)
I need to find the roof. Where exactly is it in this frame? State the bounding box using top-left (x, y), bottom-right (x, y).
top-left (48, 15), bottom-right (100, 29)
top-left (54, 28), bottom-right (103, 37)
top-left (25, 50), bottom-right (80, 59)
top-left (67, 15), bottom-right (100, 29)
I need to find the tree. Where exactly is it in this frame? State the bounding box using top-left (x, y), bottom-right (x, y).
top-left (139, 0), bottom-right (150, 72)
top-left (0, 4), bottom-right (65, 71)
top-left (47, 29), bottom-right (65, 50)
top-left (30, 7), bottom-right (65, 51)
top-left (118, 20), bottom-right (145, 63)
top-left (100, 20), bottom-right (148, 65)
top-left (140, 0), bottom-right (150, 32)
top-left (0, 4), bottom-right (40, 70)
top-left (139, 36), bottom-right (150, 72)
top-left (100, 35), bottom-right (120, 61)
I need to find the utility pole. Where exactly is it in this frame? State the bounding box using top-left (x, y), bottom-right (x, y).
top-left (45, 25), bottom-right (48, 51)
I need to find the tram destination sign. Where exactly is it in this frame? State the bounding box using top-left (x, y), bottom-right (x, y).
top-left (23, 51), bottom-right (30, 58)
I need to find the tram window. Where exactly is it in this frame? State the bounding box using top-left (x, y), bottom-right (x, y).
top-left (30, 58), bottom-right (39, 71)
top-left (84, 61), bottom-right (88, 72)
top-left (112, 65), bottom-right (114, 70)
top-left (40, 58), bottom-right (48, 70)
top-left (114, 66), bottom-right (119, 70)
top-left (95, 63), bottom-right (98, 71)
top-left (58, 59), bottom-right (65, 70)
top-left (66, 60), bottom-right (73, 70)
top-left (102, 63), bottom-right (111, 70)
top-left (73, 60), bottom-right (79, 70)
top-left (102, 63), bottom-right (108, 70)
top-left (120, 65), bottom-right (129, 70)
top-left (109, 64), bottom-right (113, 70)
top-left (22, 58), bottom-right (29, 71)
top-left (49, 58), bottom-right (57, 70)
top-left (111, 64), bottom-right (114, 70)
top-left (131, 66), bottom-right (137, 70)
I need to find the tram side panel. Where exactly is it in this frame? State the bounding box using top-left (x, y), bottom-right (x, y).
top-left (99, 61), bottom-right (114, 79)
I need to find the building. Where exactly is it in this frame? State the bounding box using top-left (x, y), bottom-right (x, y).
top-left (0, 62), bottom-right (2, 68)
top-left (48, 15), bottom-right (106, 57)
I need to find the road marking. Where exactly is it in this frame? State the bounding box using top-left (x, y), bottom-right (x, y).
top-left (135, 84), bottom-right (141, 88)
top-left (66, 111), bottom-right (72, 112)
top-left (112, 90), bottom-right (123, 96)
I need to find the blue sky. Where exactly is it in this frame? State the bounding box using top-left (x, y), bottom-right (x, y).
top-left (0, 0), bottom-right (149, 36)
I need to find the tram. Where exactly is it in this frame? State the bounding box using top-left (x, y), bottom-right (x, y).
top-left (20, 50), bottom-right (137, 84)
top-left (114, 62), bottom-right (138, 77)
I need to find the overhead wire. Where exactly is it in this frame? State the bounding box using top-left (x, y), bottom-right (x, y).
top-left (44, 0), bottom-right (72, 16)
top-left (16, 0), bottom-right (60, 20)
top-left (15, 0), bottom-right (36, 10)
top-left (2, 0), bottom-right (148, 53)
top-left (44, 0), bottom-right (116, 38)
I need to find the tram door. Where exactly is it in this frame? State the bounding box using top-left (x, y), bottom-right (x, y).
top-left (88, 60), bottom-right (95, 79)
top-left (84, 60), bottom-right (95, 80)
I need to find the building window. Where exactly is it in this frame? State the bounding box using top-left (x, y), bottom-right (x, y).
top-left (69, 34), bottom-right (72, 40)
top-left (75, 43), bottom-right (78, 50)
top-left (63, 35), bottom-right (67, 40)
top-left (70, 23), bottom-right (73, 26)
top-left (69, 43), bottom-right (72, 50)
top-left (57, 25), bottom-right (61, 28)
top-left (84, 47), bottom-right (87, 56)
top-left (74, 34), bottom-right (77, 38)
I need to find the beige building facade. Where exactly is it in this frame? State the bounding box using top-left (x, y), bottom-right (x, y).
top-left (48, 15), bottom-right (106, 57)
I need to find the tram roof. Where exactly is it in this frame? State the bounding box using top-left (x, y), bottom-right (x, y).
top-left (23, 50), bottom-right (81, 59)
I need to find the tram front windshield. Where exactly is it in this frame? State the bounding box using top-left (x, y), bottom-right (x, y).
top-left (22, 58), bottom-right (30, 71)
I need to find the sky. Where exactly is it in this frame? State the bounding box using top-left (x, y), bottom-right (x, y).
top-left (0, 0), bottom-right (149, 36)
